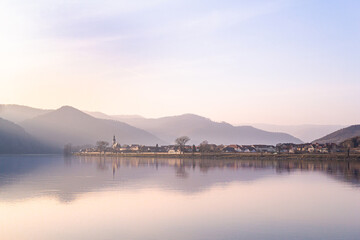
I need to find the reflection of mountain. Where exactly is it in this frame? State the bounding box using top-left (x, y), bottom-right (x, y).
top-left (0, 156), bottom-right (359, 203)
top-left (0, 156), bottom-right (273, 202)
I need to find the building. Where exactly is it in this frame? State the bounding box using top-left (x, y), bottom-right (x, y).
top-left (112, 135), bottom-right (121, 151)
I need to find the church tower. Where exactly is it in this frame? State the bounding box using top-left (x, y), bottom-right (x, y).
top-left (113, 135), bottom-right (116, 145)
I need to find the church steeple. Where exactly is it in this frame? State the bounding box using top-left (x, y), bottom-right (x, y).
top-left (113, 135), bottom-right (116, 145)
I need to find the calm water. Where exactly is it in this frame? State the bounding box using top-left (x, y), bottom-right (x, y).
top-left (0, 155), bottom-right (359, 240)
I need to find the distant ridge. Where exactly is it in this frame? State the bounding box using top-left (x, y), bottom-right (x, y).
top-left (313, 125), bottom-right (360, 144)
top-left (1, 104), bottom-right (306, 146)
top-left (20, 106), bottom-right (164, 148)
top-left (116, 114), bottom-right (303, 145)
top-left (0, 118), bottom-right (56, 154)
top-left (252, 124), bottom-right (344, 143)
top-left (0, 104), bottom-right (50, 123)
top-left (85, 111), bottom-right (144, 121)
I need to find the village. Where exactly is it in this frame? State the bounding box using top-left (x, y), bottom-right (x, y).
top-left (77, 135), bottom-right (360, 155)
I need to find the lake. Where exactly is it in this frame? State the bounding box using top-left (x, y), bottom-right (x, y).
top-left (0, 155), bottom-right (359, 240)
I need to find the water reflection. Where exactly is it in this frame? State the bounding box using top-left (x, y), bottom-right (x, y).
top-left (0, 155), bottom-right (360, 240)
top-left (91, 155), bottom-right (360, 181)
top-left (0, 155), bottom-right (359, 203)
top-left (105, 156), bottom-right (360, 185)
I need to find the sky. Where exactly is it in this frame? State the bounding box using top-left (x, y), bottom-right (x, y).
top-left (0, 0), bottom-right (359, 125)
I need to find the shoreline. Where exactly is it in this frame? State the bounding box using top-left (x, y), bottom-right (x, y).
top-left (74, 152), bottom-right (360, 161)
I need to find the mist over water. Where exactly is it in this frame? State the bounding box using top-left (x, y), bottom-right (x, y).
top-left (0, 155), bottom-right (359, 240)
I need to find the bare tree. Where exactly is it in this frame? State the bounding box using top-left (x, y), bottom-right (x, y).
top-left (96, 141), bottom-right (109, 154)
top-left (175, 136), bottom-right (190, 153)
top-left (199, 140), bottom-right (211, 153)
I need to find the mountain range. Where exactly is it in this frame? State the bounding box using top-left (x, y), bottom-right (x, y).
top-left (104, 114), bottom-right (302, 145)
top-left (1, 104), bottom-right (359, 154)
top-left (252, 124), bottom-right (345, 143)
top-left (313, 125), bottom-right (360, 144)
top-left (20, 106), bottom-right (164, 148)
top-left (0, 104), bottom-right (50, 123)
top-left (0, 118), bottom-right (55, 154)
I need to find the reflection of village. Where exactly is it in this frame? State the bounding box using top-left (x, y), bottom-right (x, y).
top-left (76, 156), bottom-right (360, 186)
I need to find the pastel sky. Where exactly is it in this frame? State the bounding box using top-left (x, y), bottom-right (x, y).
top-left (1, 0), bottom-right (359, 125)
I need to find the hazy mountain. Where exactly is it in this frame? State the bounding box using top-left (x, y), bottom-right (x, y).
top-left (0, 104), bottom-right (50, 123)
top-left (0, 118), bottom-right (56, 153)
top-left (1, 104), bottom-right (311, 145)
top-left (86, 111), bottom-right (144, 121)
top-left (20, 106), bottom-right (165, 148)
top-left (112, 114), bottom-right (144, 120)
top-left (313, 125), bottom-right (360, 144)
top-left (84, 111), bottom-right (114, 120)
top-left (117, 114), bottom-right (302, 145)
top-left (252, 124), bottom-right (345, 143)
